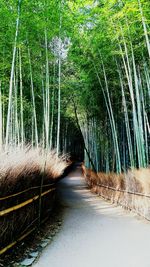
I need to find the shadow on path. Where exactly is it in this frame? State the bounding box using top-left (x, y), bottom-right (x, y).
top-left (34, 166), bottom-right (150, 267)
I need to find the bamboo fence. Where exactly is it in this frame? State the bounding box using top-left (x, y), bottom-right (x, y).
top-left (0, 183), bottom-right (56, 255)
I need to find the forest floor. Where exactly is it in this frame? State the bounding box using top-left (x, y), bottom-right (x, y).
top-left (34, 166), bottom-right (150, 267)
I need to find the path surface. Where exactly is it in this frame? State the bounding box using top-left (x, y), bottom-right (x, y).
top-left (34, 166), bottom-right (150, 267)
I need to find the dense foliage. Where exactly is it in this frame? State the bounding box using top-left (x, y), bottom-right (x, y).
top-left (0, 0), bottom-right (149, 172)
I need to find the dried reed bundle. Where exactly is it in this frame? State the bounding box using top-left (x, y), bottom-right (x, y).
top-left (0, 146), bottom-right (70, 252)
top-left (0, 147), bottom-right (68, 198)
top-left (83, 167), bottom-right (150, 220)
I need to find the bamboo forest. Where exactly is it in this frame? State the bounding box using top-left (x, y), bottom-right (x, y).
top-left (0, 0), bottom-right (150, 265)
top-left (0, 0), bottom-right (149, 172)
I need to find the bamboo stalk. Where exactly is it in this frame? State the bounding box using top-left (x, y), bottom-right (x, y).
top-left (0, 188), bottom-right (55, 217)
top-left (5, 0), bottom-right (22, 149)
top-left (27, 45), bottom-right (39, 147)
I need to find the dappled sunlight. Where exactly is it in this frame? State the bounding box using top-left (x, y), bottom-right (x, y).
top-left (83, 167), bottom-right (150, 221)
top-left (0, 0), bottom-right (149, 264)
top-left (34, 167), bottom-right (150, 267)
top-left (58, 169), bottom-right (138, 220)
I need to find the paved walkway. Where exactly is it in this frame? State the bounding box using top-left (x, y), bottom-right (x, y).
top-left (34, 166), bottom-right (150, 267)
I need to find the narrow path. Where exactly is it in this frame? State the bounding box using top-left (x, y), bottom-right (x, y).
top-left (34, 166), bottom-right (150, 267)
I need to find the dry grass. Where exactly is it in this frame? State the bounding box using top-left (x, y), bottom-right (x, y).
top-left (125, 168), bottom-right (150, 194)
top-left (0, 147), bottom-right (69, 198)
top-left (0, 146), bottom-right (70, 252)
top-left (83, 166), bottom-right (150, 220)
top-left (97, 172), bottom-right (126, 190)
